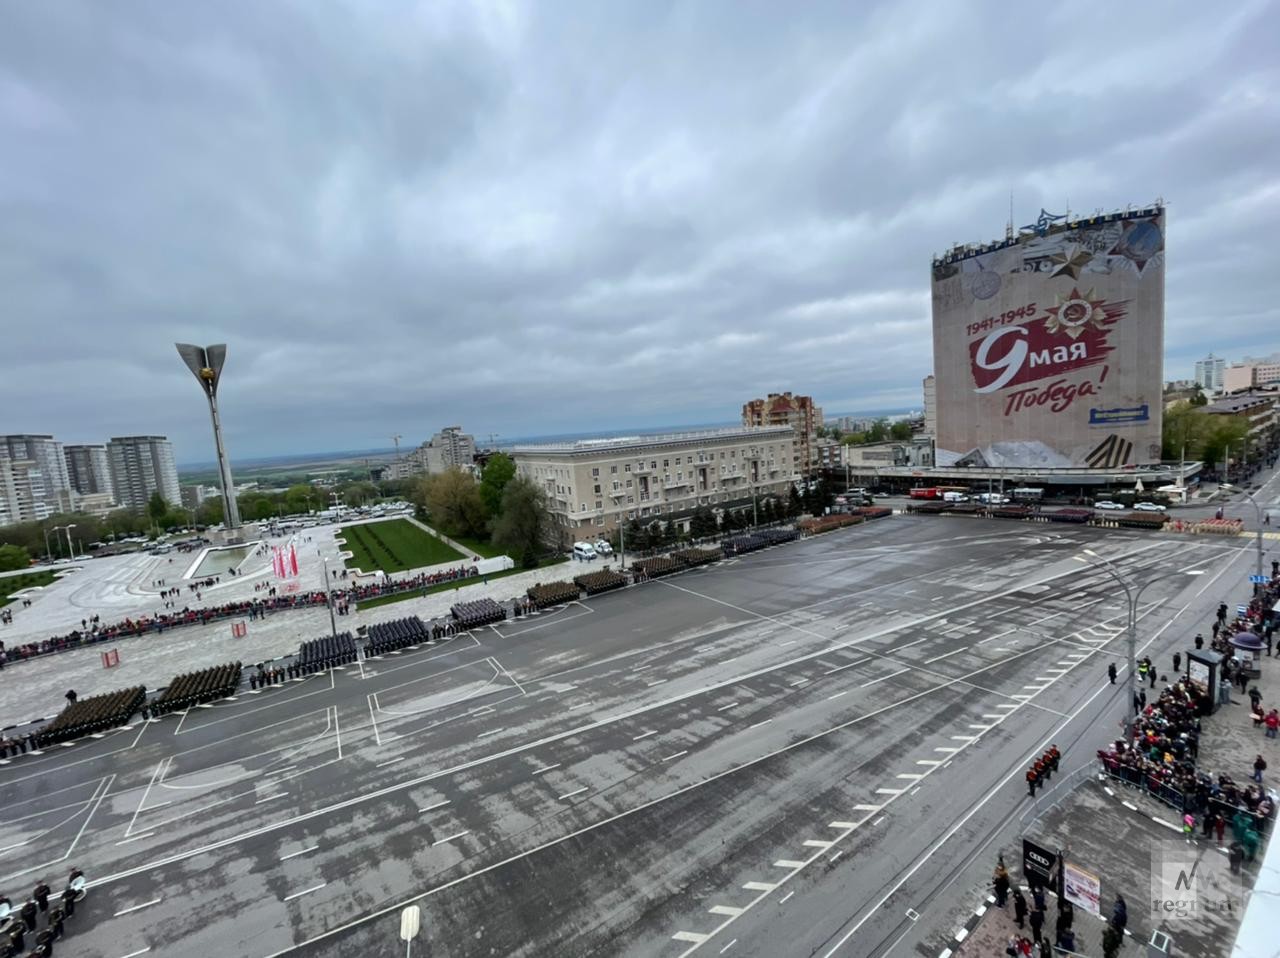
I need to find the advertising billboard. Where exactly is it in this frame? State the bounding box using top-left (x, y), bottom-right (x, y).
top-left (931, 207), bottom-right (1164, 468)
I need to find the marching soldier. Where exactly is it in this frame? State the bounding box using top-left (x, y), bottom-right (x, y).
top-left (46, 906), bottom-right (64, 942)
top-left (32, 881), bottom-right (48, 914)
top-left (19, 899), bottom-right (36, 932)
top-left (6, 920), bottom-right (24, 955)
top-left (1040, 753), bottom-right (1053, 781)
top-left (1034, 755), bottom-right (1047, 785)
top-left (1048, 744), bottom-right (1061, 773)
top-left (1026, 765), bottom-right (1039, 797)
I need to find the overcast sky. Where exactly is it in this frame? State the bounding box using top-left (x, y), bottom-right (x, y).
top-left (3, 1), bottom-right (1277, 463)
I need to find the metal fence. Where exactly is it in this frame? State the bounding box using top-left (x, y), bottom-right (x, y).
top-left (1097, 760), bottom-right (1273, 836)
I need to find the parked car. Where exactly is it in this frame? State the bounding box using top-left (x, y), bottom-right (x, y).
top-left (572, 542), bottom-right (598, 561)
top-left (593, 539), bottom-right (614, 556)
top-left (976, 493), bottom-right (1010, 505)
top-left (1133, 502), bottom-right (1168, 512)
top-left (1094, 501), bottom-right (1125, 511)
top-left (942, 491), bottom-right (969, 503)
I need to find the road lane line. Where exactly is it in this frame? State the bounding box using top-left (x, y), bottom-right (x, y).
top-left (861, 668), bottom-right (909, 688)
top-left (632, 730), bottom-right (658, 741)
top-left (531, 764), bottom-right (560, 776)
top-left (418, 800), bottom-right (451, 813)
top-left (924, 647), bottom-right (968, 664)
top-left (280, 845), bottom-right (319, 861)
top-left (432, 831), bottom-right (469, 846)
top-left (558, 787), bottom-right (588, 801)
top-left (283, 883), bottom-right (326, 902)
top-left (114, 897), bottom-right (162, 917)
top-left (662, 751), bottom-right (689, 762)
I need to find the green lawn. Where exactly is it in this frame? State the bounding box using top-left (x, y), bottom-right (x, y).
top-left (1, 570), bottom-right (57, 606)
top-left (357, 557), bottom-right (569, 611)
top-left (448, 534), bottom-right (511, 560)
top-left (337, 519), bottom-right (465, 574)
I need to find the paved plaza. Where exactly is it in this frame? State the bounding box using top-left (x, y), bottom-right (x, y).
top-left (0, 510), bottom-right (1273, 957)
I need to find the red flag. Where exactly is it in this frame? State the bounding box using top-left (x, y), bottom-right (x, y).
top-left (289, 545), bottom-right (298, 577)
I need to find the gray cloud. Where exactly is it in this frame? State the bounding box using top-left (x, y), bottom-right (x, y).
top-left (2, 0), bottom-right (1277, 461)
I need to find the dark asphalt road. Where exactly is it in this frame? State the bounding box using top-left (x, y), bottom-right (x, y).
top-left (0, 515), bottom-right (1261, 958)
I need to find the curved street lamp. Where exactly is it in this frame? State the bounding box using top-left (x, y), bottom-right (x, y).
top-left (1075, 549), bottom-right (1205, 737)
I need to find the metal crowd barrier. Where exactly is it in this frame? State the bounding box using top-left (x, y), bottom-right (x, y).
top-left (1098, 760), bottom-right (1273, 834)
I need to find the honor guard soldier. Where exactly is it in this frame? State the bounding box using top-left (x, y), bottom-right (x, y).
top-left (1048, 744), bottom-right (1061, 773)
top-left (1040, 753), bottom-right (1053, 781)
top-left (31, 883), bottom-right (48, 914)
top-left (6, 921), bottom-right (23, 956)
top-left (1033, 756), bottom-right (1047, 785)
top-left (1026, 765), bottom-right (1039, 796)
top-left (18, 901), bottom-right (35, 933)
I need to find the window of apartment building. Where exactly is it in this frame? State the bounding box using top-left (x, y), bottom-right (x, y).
top-left (595, 516), bottom-right (604, 526)
top-left (580, 503), bottom-right (586, 512)
top-left (627, 495), bottom-right (634, 504)
top-left (612, 480), bottom-right (621, 491)
top-left (595, 500), bottom-right (602, 510)
top-left (731, 450), bottom-right (736, 458)
top-left (592, 467), bottom-right (599, 477)
top-left (593, 484), bottom-right (601, 494)
top-left (650, 460), bottom-right (656, 469)
top-left (610, 465), bottom-right (617, 474)
top-left (626, 479), bottom-right (632, 487)
top-left (663, 459), bottom-right (669, 467)
top-left (624, 463), bottom-right (631, 472)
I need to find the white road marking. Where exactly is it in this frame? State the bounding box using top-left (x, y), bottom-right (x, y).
top-left (924, 647), bottom-right (968, 664)
top-left (743, 881), bottom-right (776, 891)
top-left (283, 882), bottom-right (326, 902)
top-left (114, 897), bottom-right (162, 917)
top-left (477, 727), bottom-right (506, 739)
top-left (949, 736), bottom-right (976, 742)
top-left (419, 800), bottom-right (451, 813)
top-left (875, 787), bottom-right (903, 796)
top-left (716, 702), bottom-right (739, 712)
top-left (803, 839), bottom-right (833, 849)
top-left (872, 815), bottom-right (885, 826)
top-left (558, 787), bottom-right (589, 801)
top-left (376, 757), bottom-right (405, 768)
top-left (896, 773), bottom-right (924, 781)
top-left (861, 668), bottom-right (909, 688)
top-left (789, 678), bottom-right (810, 687)
top-left (720, 938), bottom-right (738, 953)
top-left (117, 949), bottom-right (152, 958)
top-left (633, 730), bottom-right (658, 740)
top-left (852, 804), bottom-right (880, 811)
top-left (934, 747), bottom-right (959, 753)
top-left (662, 751), bottom-right (689, 762)
top-left (432, 831), bottom-right (470, 845)
top-left (646, 679), bottom-right (668, 687)
top-left (779, 891), bottom-right (795, 904)
top-left (774, 860), bottom-right (805, 868)
top-left (280, 845), bottom-right (319, 861)
top-left (674, 932), bottom-right (709, 943)
top-left (746, 719), bottom-right (772, 730)
top-left (822, 659), bottom-right (866, 675)
top-left (531, 764), bottom-right (560, 776)
top-left (569, 702), bottom-right (592, 710)
top-left (255, 793), bottom-right (287, 805)
top-left (709, 905), bottom-right (744, 917)
top-left (916, 760), bottom-right (943, 766)
top-left (828, 821), bottom-right (857, 829)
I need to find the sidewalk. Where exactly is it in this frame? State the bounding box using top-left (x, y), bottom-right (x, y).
top-left (948, 661), bottom-right (1275, 957)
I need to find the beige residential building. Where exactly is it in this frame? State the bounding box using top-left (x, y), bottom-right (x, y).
top-left (512, 426), bottom-right (798, 538)
top-left (741, 392), bottom-right (823, 475)
top-left (1223, 357), bottom-right (1280, 394)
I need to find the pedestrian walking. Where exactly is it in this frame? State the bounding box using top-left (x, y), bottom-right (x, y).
top-left (1107, 662), bottom-right (1117, 684)
top-left (1253, 754), bottom-right (1267, 783)
top-left (1239, 669), bottom-right (1251, 694)
top-left (1195, 633), bottom-right (1204, 650)
top-left (1215, 814), bottom-right (1226, 843)
top-left (1111, 895), bottom-right (1127, 933)
top-left (1265, 709), bottom-right (1278, 738)
top-left (993, 864), bottom-right (1010, 907)
top-left (1150, 664), bottom-right (1158, 688)
top-left (1229, 841), bottom-right (1244, 874)
top-left (1013, 889), bottom-right (1028, 928)
top-left (1172, 652), bottom-right (1181, 673)
top-left (1029, 907), bottom-right (1044, 941)
top-left (1026, 766), bottom-right (1039, 796)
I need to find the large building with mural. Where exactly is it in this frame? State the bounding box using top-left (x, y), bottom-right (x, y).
top-left (930, 204), bottom-right (1165, 470)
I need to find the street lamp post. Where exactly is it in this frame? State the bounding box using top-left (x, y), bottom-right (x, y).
top-left (610, 493), bottom-right (627, 570)
top-left (64, 524), bottom-right (77, 560)
top-left (1241, 490), bottom-right (1266, 587)
top-left (320, 555), bottom-right (338, 638)
top-left (43, 525), bottom-right (54, 562)
top-left (50, 525), bottom-right (68, 559)
top-left (1077, 549), bottom-right (1205, 737)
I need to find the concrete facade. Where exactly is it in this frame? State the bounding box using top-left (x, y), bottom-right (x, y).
top-left (1224, 356), bottom-right (1280, 394)
top-left (391, 426), bottom-right (479, 479)
top-left (107, 435), bottom-right (181, 511)
top-left (1195, 353), bottom-right (1226, 393)
top-left (513, 426), bottom-right (797, 537)
top-left (923, 374), bottom-right (937, 436)
top-left (742, 392), bottom-right (823, 475)
top-left (63, 442), bottom-right (115, 499)
top-left (0, 434), bottom-right (72, 525)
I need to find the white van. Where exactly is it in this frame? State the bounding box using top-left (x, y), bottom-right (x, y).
top-left (942, 491), bottom-right (969, 503)
top-left (572, 542), bottom-right (597, 561)
top-left (593, 539), bottom-right (613, 556)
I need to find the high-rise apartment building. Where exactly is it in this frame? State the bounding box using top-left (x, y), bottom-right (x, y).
top-left (107, 436), bottom-right (181, 511)
top-left (394, 426), bottom-right (479, 478)
top-left (513, 426), bottom-right (797, 537)
top-left (1194, 354), bottom-right (1226, 394)
top-left (0, 435), bottom-right (72, 524)
top-left (741, 393), bottom-right (823, 475)
top-left (64, 443), bottom-right (116, 499)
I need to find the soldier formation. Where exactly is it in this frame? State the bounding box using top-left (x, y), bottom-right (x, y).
top-left (1025, 745), bottom-right (1061, 797)
top-left (1, 868), bottom-right (85, 957)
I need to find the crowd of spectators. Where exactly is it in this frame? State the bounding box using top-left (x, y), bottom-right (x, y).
top-left (0, 563), bottom-right (482, 668)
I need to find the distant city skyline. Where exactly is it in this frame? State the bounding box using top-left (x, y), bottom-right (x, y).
top-left (3, 4), bottom-right (1276, 461)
